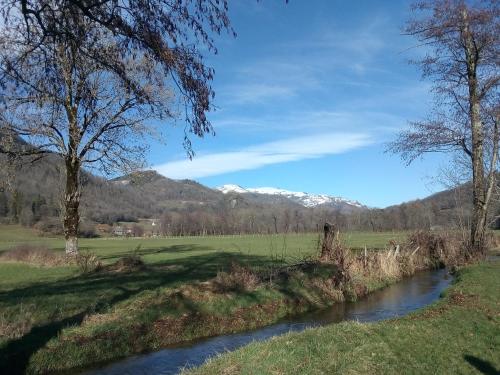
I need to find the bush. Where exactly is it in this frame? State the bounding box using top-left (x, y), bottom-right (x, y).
top-left (34, 217), bottom-right (64, 236)
top-left (213, 262), bottom-right (260, 292)
top-left (406, 230), bottom-right (447, 266)
top-left (131, 224), bottom-right (144, 237)
top-left (0, 244), bottom-right (68, 266)
top-left (79, 222), bottom-right (98, 238)
top-left (113, 255), bottom-right (145, 271)
top-left (75, 252), bottom-right (102, 273)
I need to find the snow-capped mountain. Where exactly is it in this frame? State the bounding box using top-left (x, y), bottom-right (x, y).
top-left (217, 184), bottom-right (249, 194)
top-left (216, 184), bottom-right (364, 209)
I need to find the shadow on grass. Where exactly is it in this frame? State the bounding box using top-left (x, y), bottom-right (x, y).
top-left (464, 355), bottom-right (500, 375)
top-left (1, 311), bottom-right (87, 375)
top-left (98, 244), bottom-right (215, 261)
top-left (0, 251), bottom-right (280, 374)
top-left (0, 250), bottom-right (280, 303)
top-left (0, 284), bottom-right (142, 375)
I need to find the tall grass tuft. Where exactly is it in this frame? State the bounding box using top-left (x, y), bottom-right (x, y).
top-left (75, 252), bottom-right (102, 273)
top-left (213, 262), bottom-right (260, 292)
top-left (0, 244), bottom-right (69, 267)
top-left (321, 229), bottom-right (468, 299)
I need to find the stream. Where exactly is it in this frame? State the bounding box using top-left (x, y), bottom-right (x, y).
top-left (84, 268), bottom-right (452, 375)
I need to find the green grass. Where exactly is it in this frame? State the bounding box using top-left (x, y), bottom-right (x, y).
top-left (0, 224), bottom-right (405, 292)
top-left (0, 225), bottom-right (404, 335)
top-left (0, 224), bottom-right (407, 374)
top-left (186, 260), bottom-right (500, 375)
top-left (1, 224), bottom-right (498, 374)
top-left (0, 224), bottom-right (404, 255)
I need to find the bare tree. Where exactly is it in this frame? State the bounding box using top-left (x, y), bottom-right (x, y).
top-left (389, 0), bottom-right (499, 255)
top-left (0, 1), bottom-right (233, 254)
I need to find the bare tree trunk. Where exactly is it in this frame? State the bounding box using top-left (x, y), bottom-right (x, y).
top-left (320, 222), bottom-right (335, 260)
top-left (64, 158), bottom-right (80, 255)
top-left (478, 116), bottom-right (499, 252)
top-left (463, 9), bottom-right (488, 255)
top-left (470, 99), bottom-right (486, 253)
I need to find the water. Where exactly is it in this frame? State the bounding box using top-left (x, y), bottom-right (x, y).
top-left (84, 268), bottom-right (452, 375)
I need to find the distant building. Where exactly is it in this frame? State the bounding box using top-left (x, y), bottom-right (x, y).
top-left (113, 226), bottom-right (124, 236)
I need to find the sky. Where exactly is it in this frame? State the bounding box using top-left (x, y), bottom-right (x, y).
top-left (150, 0), bottom-right (450, 208)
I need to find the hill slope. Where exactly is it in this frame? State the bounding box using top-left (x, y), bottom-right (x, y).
top-left (1, 154), bottom-right (496, 233)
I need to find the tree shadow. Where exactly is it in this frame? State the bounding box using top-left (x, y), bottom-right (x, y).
top-left (0, 251), bottom-right (279, 374)
top-left (0, 252), bottom-right (280, 303)
top-left (1, 285), bottom-right (138, 375)
top-left (98, 243), bottom-right (214, 261)
top-left (464, 355), bottom-right (500, 375)
top-left (1, 312), bottom-right (87, 375)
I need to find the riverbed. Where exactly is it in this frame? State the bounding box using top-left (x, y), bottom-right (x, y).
top-left (84, 268), bottom-right (452, 375)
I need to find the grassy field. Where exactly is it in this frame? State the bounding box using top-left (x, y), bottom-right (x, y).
top-left (0, 224), bottom-right (407, 374)
top-left (0, 224), bottom-right (406, 285)
top-left (187, 260), bottom-right (500, 375)
top-left (1, 224), bottom-right (497, 374)
top-left (0, 224), bottom-right (404, 252)
top-left (0, 225), bottom-right (406, 325)
top-left (0, 224), bottom-right (406, 287)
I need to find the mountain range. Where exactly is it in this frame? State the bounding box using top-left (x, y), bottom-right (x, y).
top-left (1, 153), bottom-right (494, 234)
top-left (216, 184), bottom-right (364, 209)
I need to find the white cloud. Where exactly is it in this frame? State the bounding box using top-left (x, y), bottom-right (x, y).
top-left (222, 83), bottom-right (296, 104)
top-left (154, 132), bottom-right (372, 179)
top-left (212, 110), bottom-right (408, 136)
top-left (216, 15), bottom-right (399, 105)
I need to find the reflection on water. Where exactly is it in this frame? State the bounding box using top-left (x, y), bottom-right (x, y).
top-left (301, 268), bottom-right (451, 325)
top-left (84, 269), bottom-right (451, 375)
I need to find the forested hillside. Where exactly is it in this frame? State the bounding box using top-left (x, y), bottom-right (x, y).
top-left (1, 155), bottom-right (498, 235)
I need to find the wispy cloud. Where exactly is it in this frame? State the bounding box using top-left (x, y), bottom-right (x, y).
top-left (154, 132), bottom-right (372, 179)
top-left (217, 15), bottom-right (397, 105)
top-left (222, 83), bottom-right (296, 104)
top-left (213, 110), bottom-right (408, 135)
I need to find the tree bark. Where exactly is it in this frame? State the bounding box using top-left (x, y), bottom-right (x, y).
top-left (462, 9), bottom-right (488, 255)
top-left (469, 100), bottom-right (486, 253)
top-left (320, 222), bottom-right (336, 260)
top-left (64, 157), bottom-right (80, 255)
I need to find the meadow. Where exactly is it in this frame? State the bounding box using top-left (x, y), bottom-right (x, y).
top-left (0, 224), bottom-right (497, 374)
top-left (0, 224), bottom-right (406, 373)
top-left (0, 225), bottom-right (405, 286)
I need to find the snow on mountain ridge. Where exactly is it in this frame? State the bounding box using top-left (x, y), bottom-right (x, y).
top-left (216, 184), bottom-right (363, 208)
top-left (217, 184), bottom-right (248, 194)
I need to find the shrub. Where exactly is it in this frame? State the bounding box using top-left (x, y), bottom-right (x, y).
top-left (112, 255), bottom-right (145, 271)
top-left (0, 303), bottom-right (36, 340)
top-left (485, 231), bottom-right (500, 249)
top-left (131, 224), bottom-right (144, 237)
top-left (0, 244), bottom-right (68, 266)
top-left (34, 217), bottom-right (64, 236)
top-left (75, 252), bottom-right (102, 273)
top-left (79, 222), bottom-right (98, 238)
top-left (213, 262), bottom-right (260, 292)
top-left (406, 230), bottom-right (447, 267)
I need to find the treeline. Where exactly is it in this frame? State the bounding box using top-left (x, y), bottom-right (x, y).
top-left (2, 190), bottom-right (498, 236)
top-left (154, 195), bottom-right (498, 236)
top-left (0, 190), bottom-right (59, 227)
top-left (2, 154), bottom-right (498, 236)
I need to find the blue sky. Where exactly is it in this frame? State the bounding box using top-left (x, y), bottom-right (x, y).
top-left (150, 0), bottom-right (450, 208)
